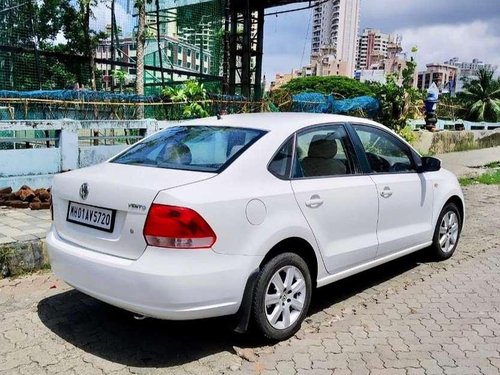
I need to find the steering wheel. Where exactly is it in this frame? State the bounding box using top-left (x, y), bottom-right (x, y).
top-left (390, 162), bottom-right (412, 172)
top-left (366, 152), bottom-right (391, 173)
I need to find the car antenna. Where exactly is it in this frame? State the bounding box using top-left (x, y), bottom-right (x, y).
top-left (217, 109), bottom-right (228, 120)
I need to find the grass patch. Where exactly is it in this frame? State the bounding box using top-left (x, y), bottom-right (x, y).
top-left (453, 141), bottom-right (479, 152)
top-left (484, 161), bottom-right (500, 169)
top-left (459, 169), bottom-right (500, 186)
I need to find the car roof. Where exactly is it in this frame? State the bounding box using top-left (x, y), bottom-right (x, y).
top-left (178, 112), bottom-right (383, 133)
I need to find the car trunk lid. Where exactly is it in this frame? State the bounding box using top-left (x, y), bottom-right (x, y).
top-left (52, 162), bottom-right (215, 260)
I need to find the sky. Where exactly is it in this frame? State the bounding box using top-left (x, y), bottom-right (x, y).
top-left (262, 0), bottom-right (500, 80)
top-left (89, 0), bottom-right (500, 80)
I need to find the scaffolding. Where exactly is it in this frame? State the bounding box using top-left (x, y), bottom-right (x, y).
top-left (0, 0), bottom-right (308, 100)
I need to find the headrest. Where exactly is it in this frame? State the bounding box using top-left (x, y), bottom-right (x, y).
top-left (162, 143), bottom-right (192, 165)
top-left (308, 135), bottom-right (338, 159)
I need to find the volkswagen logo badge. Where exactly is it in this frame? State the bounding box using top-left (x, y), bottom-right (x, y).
top-left (79, 183), bottom-right (89, 200)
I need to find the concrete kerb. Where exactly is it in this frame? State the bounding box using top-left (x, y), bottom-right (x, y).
top-left (0, 238), bottom-right (49, 278)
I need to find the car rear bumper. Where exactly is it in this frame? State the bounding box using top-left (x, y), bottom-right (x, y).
top-left (47, 226), bottom-right (262, 320)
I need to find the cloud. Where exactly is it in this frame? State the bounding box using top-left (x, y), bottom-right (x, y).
top-left (395, 20), bottom-right (500, 72)
top-left (263, 0), bottom-right (500, 80)
top-left (360, 0), bottom-right (500, 31)
top-left (263, 5), bottom-right (313, 79)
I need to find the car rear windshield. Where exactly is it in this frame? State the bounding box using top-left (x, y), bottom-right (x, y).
top-left (111, 126), bottom-right (266, 173)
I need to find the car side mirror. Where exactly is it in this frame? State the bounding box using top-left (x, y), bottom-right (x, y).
top-left (417, 156), bottom-right (441, 173)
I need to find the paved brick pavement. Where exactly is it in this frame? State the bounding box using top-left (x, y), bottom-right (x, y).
top-left (0, 209), bottom-right (50, 245)
top-left (0, 184), bottom-right (499, 374)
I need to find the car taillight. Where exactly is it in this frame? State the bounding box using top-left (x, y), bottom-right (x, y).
top-left (143, 204), bottom-right (216, 249)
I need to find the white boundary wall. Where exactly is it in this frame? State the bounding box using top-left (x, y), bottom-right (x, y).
top-left (0, 119), bottom-right (157, 190)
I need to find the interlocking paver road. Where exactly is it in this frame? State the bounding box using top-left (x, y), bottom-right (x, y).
top-left (0, 184), bottom-right (499, 375)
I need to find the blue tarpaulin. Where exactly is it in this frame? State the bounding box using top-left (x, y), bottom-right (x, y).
top-left (291, 92), bottom-right (380, 117)
top-left (0, 89), bottom-right (156, 103)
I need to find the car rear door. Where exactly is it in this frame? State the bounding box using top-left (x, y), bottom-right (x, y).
top-left (350, 124), bottom-right (434, 257)
top-left (290, 124), bottom-right (379, 275)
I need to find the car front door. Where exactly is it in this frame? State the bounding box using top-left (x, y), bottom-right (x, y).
top-left (290, 124), bottom-right (379, 275)
top-left (351, 124), bottom-right (434, 258)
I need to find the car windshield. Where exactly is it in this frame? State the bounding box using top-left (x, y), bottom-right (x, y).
top-left (111, 126), bottom-right (266, 173)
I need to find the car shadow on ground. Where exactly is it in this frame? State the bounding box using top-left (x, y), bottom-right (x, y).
top-left (37, 249), bottom-right (433, 368)
top-left (310, 249), bottom-right (434, 315)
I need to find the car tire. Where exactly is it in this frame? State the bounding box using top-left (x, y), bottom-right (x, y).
top-left (430, 202), bottom-right (462, 260)
top-left (251, 252), bottom-right (312, 341)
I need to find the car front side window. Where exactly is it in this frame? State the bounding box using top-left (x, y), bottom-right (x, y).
top-left (353, 125), bottom-right (416, 174)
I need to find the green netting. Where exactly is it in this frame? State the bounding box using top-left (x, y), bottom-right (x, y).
top-left (0, 0), bottom-right (40, 90)
top-left (0, 0), bottom-right (90, 91)
top-left (0, 0), bottom-right (224, 93)
top-left (143, 0), bottom-right (224, 94)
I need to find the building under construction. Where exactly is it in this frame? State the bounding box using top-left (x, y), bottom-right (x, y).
top-left (0, 0), bottom-right (309, 100)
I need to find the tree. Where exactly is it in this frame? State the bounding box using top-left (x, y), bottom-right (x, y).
top-left (368, 50), bottom-right (423, 135)
top-left (0, 0), bottom-right (75, 90)
top-left (75, 0), bottom-right (109, 90)
top-left (52, 1), bottom-right (106, 89)
top-left (134, 0), bottom-right (152, 118)
top-left (461, 68), bottom-right (500, 122)
top-left (112, 69), bottom-right (127, 92)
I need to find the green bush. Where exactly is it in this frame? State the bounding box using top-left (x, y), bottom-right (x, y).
top-left (281, 76), bottom-right (374, 98)
top-left (162, 80), bottom-right (209, 119)
top-left (398, 126), bottom-right (418, 144)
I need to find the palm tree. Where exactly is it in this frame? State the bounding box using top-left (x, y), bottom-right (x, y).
top-left (461, 68), bottom-right (500, 122)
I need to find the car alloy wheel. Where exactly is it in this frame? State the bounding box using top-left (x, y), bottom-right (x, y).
top-left (439, 211), bottom-right (460, 254)
top-left (265, 265), bottom-right (306, 330)
top-left (252, 252), bottom-right (312, 340)
top-left (431, 202), bottom-right (461, 260)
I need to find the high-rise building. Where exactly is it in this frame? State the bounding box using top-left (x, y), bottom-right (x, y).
top-left (441, 57), bottom-right (498, 92)
top-left (310, 0), bottom-right (360, 77)
top-left (356, 28), bottom-right (402, 70)
top-left (444, 57), bottom-right (497, 77)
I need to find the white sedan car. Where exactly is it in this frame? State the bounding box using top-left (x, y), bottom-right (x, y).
top-left (48, 113), bottom-right (464, 340)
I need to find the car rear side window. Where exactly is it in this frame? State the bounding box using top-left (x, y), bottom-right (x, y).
top-left (294, 125), bottom-right (356, 178)
top-left (268, 138), bottom-right (294, 179)
top-left (111, 126), bottom-right (266, 173)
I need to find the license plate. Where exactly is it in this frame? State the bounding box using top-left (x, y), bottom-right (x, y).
top-left (66, 202), bottom-right (116, 233)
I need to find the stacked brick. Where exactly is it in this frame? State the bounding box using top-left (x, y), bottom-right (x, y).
top-left (0, 186), bottom-right (51, 210)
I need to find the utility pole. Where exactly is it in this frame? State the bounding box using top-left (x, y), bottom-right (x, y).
top-left (27, 0), bottom-right (41, 90)
top-left (110, 0), bottom-right (115, 91)
top-left (223, 0), bottom-right (230, 95)
top-left (155, 0), bottom-right (165, 88)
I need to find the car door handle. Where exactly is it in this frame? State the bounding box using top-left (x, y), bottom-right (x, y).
top-left (380, 187), bottom-right (393, 199)
top-left (305, 195), bottom-right (324, 208)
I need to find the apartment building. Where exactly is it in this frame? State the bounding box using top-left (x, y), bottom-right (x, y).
top-left (444, 57), bottom-right (497, 77)
top-left (310, 0), bottom-right (360, 77)
top-left (417, 63), bottom-right (459, 91)
top-left (357, 28), bottom-right (402, 70)
top-left (96, 36), bottom-right (212, 89)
